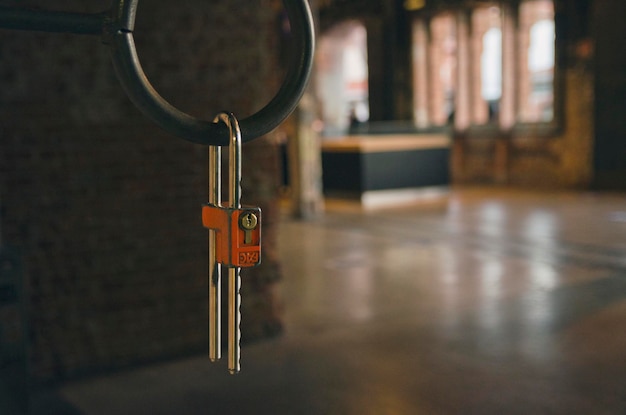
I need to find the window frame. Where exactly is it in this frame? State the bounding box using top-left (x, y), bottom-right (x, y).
top-left (409, 0), bottom-right (562, 138)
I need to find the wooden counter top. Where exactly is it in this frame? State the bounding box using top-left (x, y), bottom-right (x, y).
top-left (321, 134), bottom-right (451, 153)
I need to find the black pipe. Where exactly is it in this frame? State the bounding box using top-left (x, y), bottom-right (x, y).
top-left (0, 7), bottom-right (106, 35)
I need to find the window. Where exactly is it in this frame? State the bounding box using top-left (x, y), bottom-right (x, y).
top-left (472, 6), bottom-right (502, 125)
top-left (411, 14), bottom-right (458, 128)
top-left (316, 21), bottom-right (369, 136)
top-left (429, 14), bottom-right (457, 126)
top-left (518, 0), bottom-right (555, 123)
top-left (411, 0), bottom-right (556, 130)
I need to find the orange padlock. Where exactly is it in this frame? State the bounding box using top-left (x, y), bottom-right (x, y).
top-left (202, 205), bottom-right (261, 268)
top-left (204, 112), bottom-right (261, 374)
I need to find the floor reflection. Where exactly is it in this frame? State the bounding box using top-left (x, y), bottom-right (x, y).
top-left (45, 188), bottom-right (626, 415)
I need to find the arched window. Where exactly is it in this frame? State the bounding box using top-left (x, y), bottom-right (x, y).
top-left (411, 0), bottom-right (556, 130)
top-left (429, 14), bottom-right (457, 126)
top-left (481, 27), bottom-right (502, 114)
top-left (316, 21), bottom-right (369, 136)
top-left (519, 1), bottom-right (555, 123)
top-left (472, 6), bottom-right (502, 125)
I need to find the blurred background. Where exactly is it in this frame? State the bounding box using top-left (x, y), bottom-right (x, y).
top-left (1, 0), bottom-right (625, 414)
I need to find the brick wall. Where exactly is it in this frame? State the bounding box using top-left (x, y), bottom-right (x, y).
top-left (0, 0), bottom-right (284, 382)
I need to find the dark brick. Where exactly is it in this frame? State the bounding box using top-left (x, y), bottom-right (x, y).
top-left (1, 0), bottom-right (284, 382)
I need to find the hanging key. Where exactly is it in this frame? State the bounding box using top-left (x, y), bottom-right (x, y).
top-left (207, 144), bottom-right (221, 363)
top-left (202, 112), bottom-right (262, 374)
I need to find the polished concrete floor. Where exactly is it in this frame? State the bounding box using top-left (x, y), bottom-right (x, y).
top-left (32, 188), bottom-right (626, 414)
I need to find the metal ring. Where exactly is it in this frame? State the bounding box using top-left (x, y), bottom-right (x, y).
top-left (109, 0), bottom-right (314, 146)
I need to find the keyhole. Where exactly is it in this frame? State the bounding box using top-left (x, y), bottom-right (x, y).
top-left (240, 212), bottom-right (258, 245)
top-left (240, 212), bottom-right (258, 230)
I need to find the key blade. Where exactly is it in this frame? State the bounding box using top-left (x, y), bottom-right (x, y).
top-left (208, 145), bottom-right (221, 362)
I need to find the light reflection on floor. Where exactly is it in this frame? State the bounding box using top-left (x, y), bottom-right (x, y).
top-left (43, 187), bottom-right (626, 415)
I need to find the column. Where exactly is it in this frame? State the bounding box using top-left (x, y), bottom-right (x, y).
top-left (454, 9), bottom-right (472, 131)
top-left (500, 2), bottom-right (518, 131)
top-left (412, 18), bottom-right (430, 128)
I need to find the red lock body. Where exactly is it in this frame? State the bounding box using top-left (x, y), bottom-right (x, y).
top-left (202, 204), bottom-right (261, 268)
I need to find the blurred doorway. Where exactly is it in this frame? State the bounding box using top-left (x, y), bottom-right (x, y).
top-left (316, 20), bottom-right (369, 136)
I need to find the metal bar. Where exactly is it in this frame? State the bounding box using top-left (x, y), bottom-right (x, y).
top-left (208, 145), bottom-right (221, 362)
top-left (0, 7), bottom-right (106, 35)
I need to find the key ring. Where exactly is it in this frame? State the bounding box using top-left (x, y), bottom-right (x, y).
top-left (0, 0), bottom-right (315, 146)
top-left (108, 0), bottom-right (315, 146)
